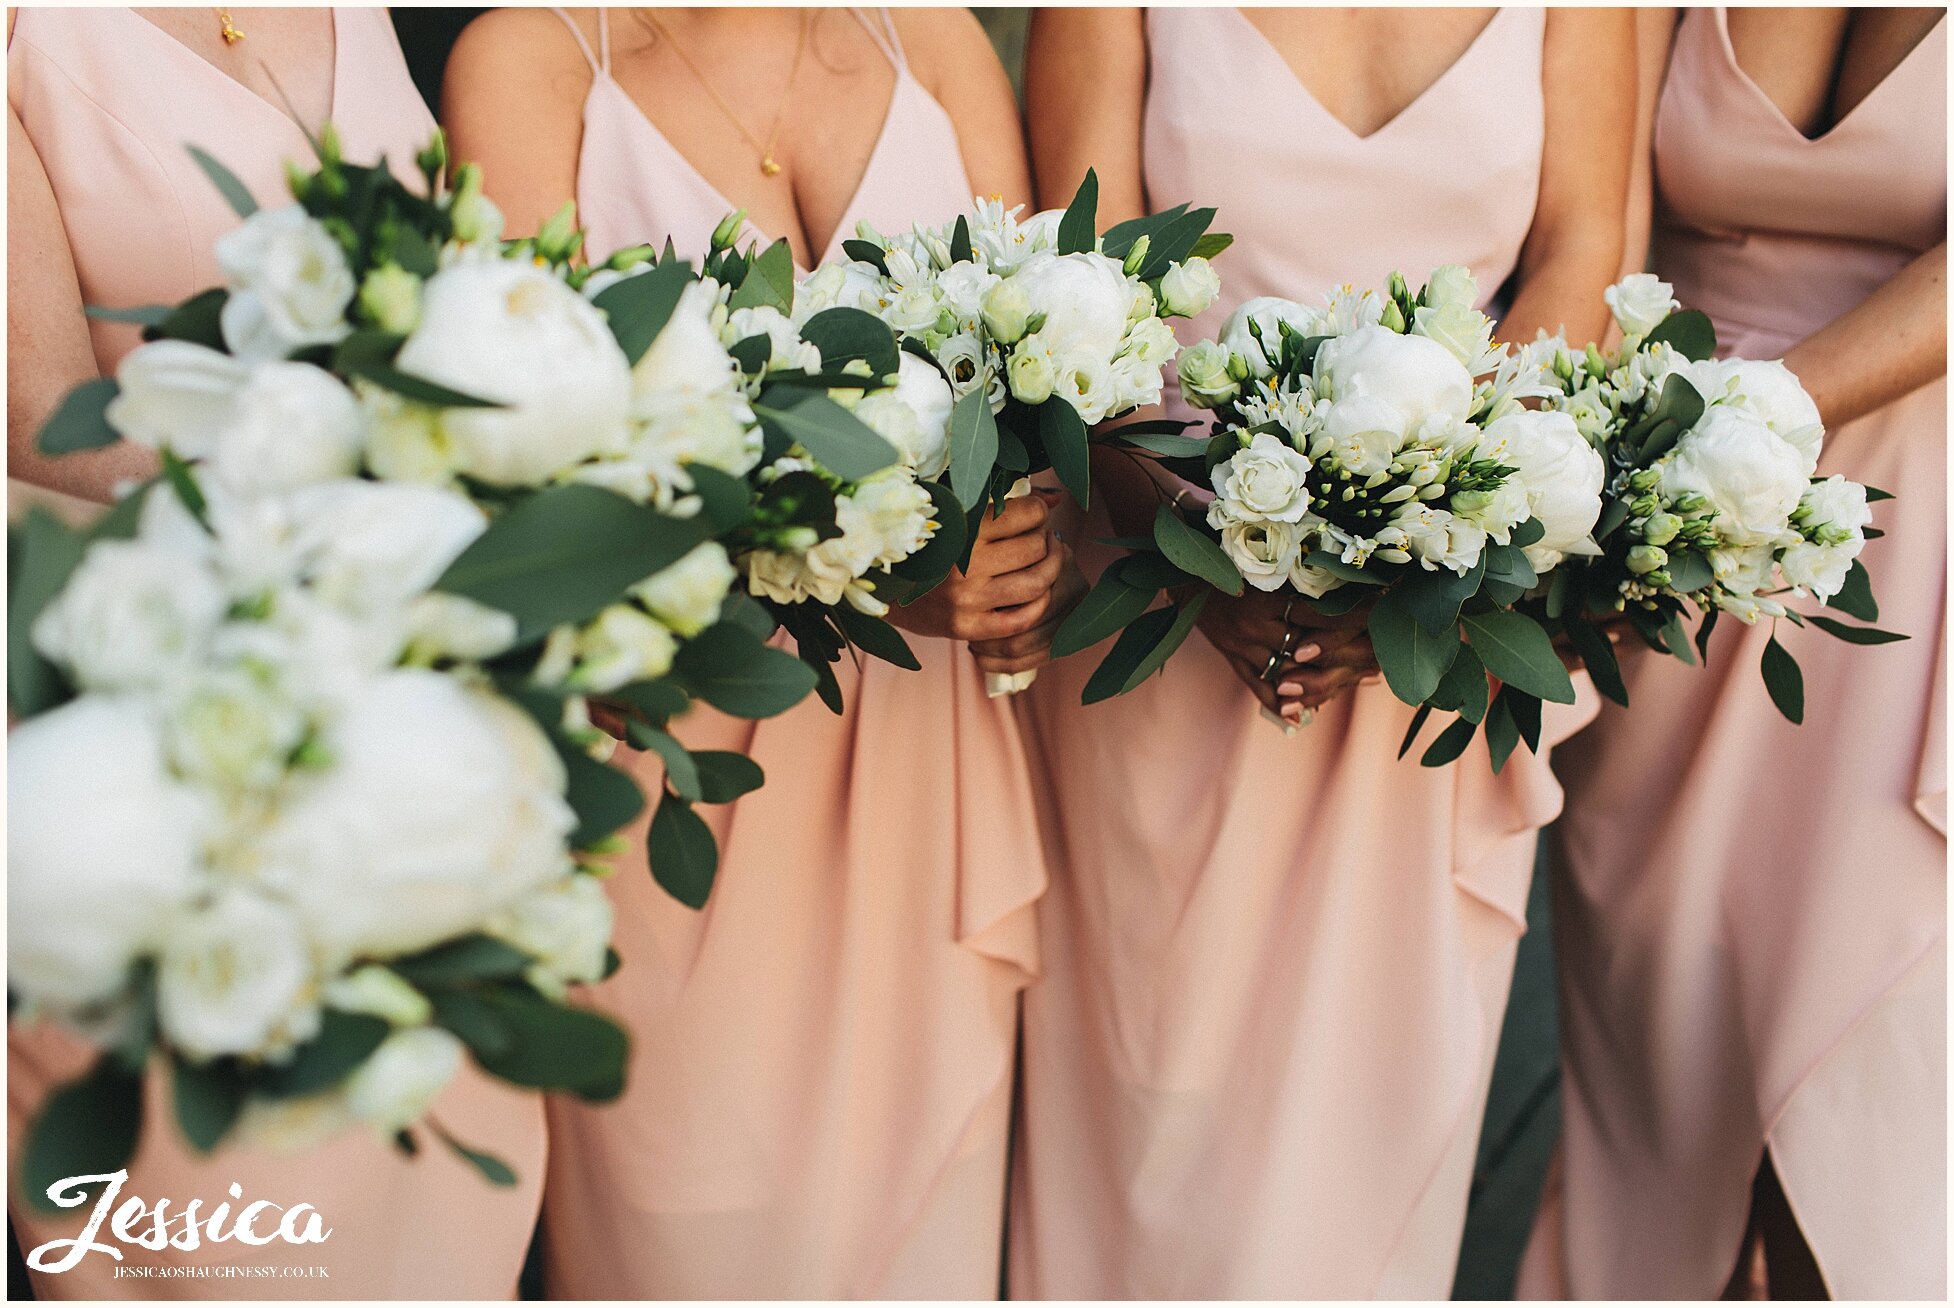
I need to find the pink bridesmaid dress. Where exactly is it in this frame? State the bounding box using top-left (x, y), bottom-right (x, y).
top-left (1519, 11), bottom-right (1946, 1299)
top-left (1010, 8), bottom-right (1600, 1297)
top-left (533, 10), bottom-right (1046, 1297)
top-left (8, 9), bottom-right (547, 1298)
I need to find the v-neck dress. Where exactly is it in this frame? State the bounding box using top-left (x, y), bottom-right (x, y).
top-left (1520, 11), bottom-right (1947, 1298)
top-left (1010, 8), bottom-right (1601, 1298)
top-left (532, 10), bottom-right (1045, 1298)
top-left (7, 8), bottom-right (548, 1300)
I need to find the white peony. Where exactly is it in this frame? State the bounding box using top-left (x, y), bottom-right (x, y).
top-left (157, 886), bottom-right (318, 1060)
top-left (214, 204), bottom-right (356, 361)
top-left (1209, 431), bottom-right (1315, 523)
top-left (1716, 359), bottom-right (1825, 474)
top-left (262, 671), bottom-right (575, 964)
top-left (206, 362), bottom-right (365, 495)
top-left (1603, 273), bottom-right (1680, 340)
top-left (32, 538), bottom-right (228, 692)
top-left (1665, 406), bottom-right (1808, 546)
top-left (1008, 251), bottom-right (1134, 361)
top-left (8, 698), bottom-right (209, 1008)
top-left (632, 541), bottom-right (736, 638)
top-left (105, 341), bottom-right (249, 456)
top-left (395, 260), bottom-right (633, 486)
top-left (1313, 325), bottom-right (1475, 427)
top-left (343, 1027), bottom-right (464, 1135)
top-left (1476, 409), bottom-right (1606, 570)
top-left (1220, 297), bottom-right (1320, 378)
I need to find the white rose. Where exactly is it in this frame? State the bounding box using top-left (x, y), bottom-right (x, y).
top-left (1603, 273), bottom-right (1679, 340)
top-left (1218, 518), bottom-right (1308, 592)
top-left (569, 604), bottom-right (678, 693)
top-left (207, 362), bottom-right (365, 495)
top-left (1411, 301), bottom-right (1501, 374)
top-left (395, 260), bottom-right (633, 486)
top-left (8, 698), bottom-right (209, 1008)
top-left (1209, 431), bottom-right (1314, 523)
top-left (343, 1027), bottom-right (464, 1135)
top-left (1322, 395), bottom-right (1410, 478)
top-left (1665, 406), bottom-right (1808, 546)
top-left (32, 539), bottom-right (228, 692)
top-left (1717, 359), bottom-right (1825, 474)
top-left (1476, 409), bottom-right (1606, 569)
top-left (263, 671), bottom-right (575, 964)
top-left (1220, 297), bottom-right (1320, 378)
top-left (157, 886), bottom-right (318, 1060)
top-left (1422, 264), bottom-right (1480, 313)
top-left (1313, 324), bottom-right (1475, 427)
top-left (633, 541), bottom-right (736, 638)
top-left (1178, 340), bottom-right (1240, 409)
top-left (215, 204), bottom-right (356, 361)
top-left (634, 279), bottom-right (741, 399)
top-left (1008, 250), bottom-right (1133, 361)
top-left (105, 341), bottom-right (249, 456)
top-left (1159, 256), bottom-right (1222, 318)
top-left (287, 480), bottom-right (488, 615)
top-left (165, 666), bottom-right (309, 794)
top-left (488, 874), bottom-right (614, 998)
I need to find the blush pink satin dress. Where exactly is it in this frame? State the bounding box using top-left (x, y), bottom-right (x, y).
top-left (7, 9), bottom-right (547, 1300)
top-left (531, 10), bottom-right (1045, 1298)
top-left (1010, 8), bottom-right (1599, 1297)
top-left (1519, 11), bottom-right (1947, 1299)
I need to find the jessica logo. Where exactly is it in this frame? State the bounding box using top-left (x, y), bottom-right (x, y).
top-left (26, 1171), bottom-right (332, 1274)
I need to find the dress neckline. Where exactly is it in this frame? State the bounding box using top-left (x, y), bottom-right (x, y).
top-left (1712, 8), bottom-right (1944, 148)
top-left (124, 7), bottom-right (342, 142)
top-left (1224, 7), bottom-right (1512, 144)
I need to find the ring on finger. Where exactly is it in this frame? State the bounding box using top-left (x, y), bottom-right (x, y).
top-left (1261, 646), bottom-right (1283, 680)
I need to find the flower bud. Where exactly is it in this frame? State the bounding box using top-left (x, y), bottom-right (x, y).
top-left (1379, 298), bottom-right (1407, 333)
top-left (1626, 544), bottom-right (1668, 575)
top-left (981, 280), bottom-right (1033, 344)
top-left (1628, 468), bottom-right (1663, 493)
top-left (1122, 235), bottom-right (1152, 278)
top-left (534, 201), bottom-right (581, 263)
top-left (1643, 569), bottom-right (1672, 588)
top-left (317, 122), bottom-right (343, 168)
top-left (1158, 256), bottom-right (1221, 318)
top-left (1642, 512), bottom-right (1682, 546)
top-left (448, 164), bottom-right (504, 244)
top-left (1631, 494), bottom-right (1660, 517)
top-left (1007, 347), bottom-right (1056, 406)
top-left (607, 243), bottom-right (656, 272)
top-left (1388, 270), bottom-right (1411, 306)
top-left (415, 131), bottom-right (449, 187)
top-left (326, 965), bottom-right (432, 1028)
top-left (1584, 344), bottom-right (1608, 377)
top-left (359, 264), bottom-right (422, 335)
top-left (710, 209), bottom-right (748, 251)
top-left (1671, 492), bottom-right (1707, 514)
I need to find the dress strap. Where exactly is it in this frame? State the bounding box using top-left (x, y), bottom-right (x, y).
top-left (549, 7), bottom-right (610, 76)
top-left (851, 8), bottom-right (907, 73)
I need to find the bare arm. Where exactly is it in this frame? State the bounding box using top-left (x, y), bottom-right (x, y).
top-left (441, 8), bottom-right (592, 241)
top-left (1499, 7), bottom-right (1636, 347)
top-left (7, 100), bottom-right (156, 501)
top-left (898, 8), bottom-right (1032, 207)
top-left (1621, 9), bottom-right (1680, 279)
top-left (1023, 7), bottom-right (1147, 219)
top-left (1782, 242), bottom-right (1946, 428)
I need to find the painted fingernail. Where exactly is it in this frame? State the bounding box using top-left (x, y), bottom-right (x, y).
top-left (1276, 683), bottom-right (1308, 698)
top-left (1281, 703), bottom-right (1304, 725)
top-left (1293, 643), bottom-right (1321, 662)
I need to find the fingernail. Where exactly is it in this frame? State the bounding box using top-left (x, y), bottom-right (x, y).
top-left (1276, 683), bottom-right (1308, 698)
top-left (1361, 674), bottom-right (1382, 686)
top-left (1281, 702), bottom-right (1304, 725)
top-left (1293, 643), bottom-right (1321, 662)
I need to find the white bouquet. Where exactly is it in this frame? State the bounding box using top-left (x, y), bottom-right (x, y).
top-left (1530, 274), bottom-right (1904, 721)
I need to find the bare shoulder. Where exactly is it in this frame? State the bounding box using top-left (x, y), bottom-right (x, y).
top-left (445, 6), bottom-right (593, 103)
top-left (888, 7), bottom-right (1012, 98)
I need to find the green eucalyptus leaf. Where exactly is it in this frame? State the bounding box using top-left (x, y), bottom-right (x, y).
top-left (36, 379), bottom-right (121, 455)
top-left (1153, 504), bottom-right (1242, 595)
top-left (649, 792), bottom-right (718, 910)
top-left (1761, 634), bottom-right (1804, 723)
top-left (1461, 609), bottom-right (1576, 705)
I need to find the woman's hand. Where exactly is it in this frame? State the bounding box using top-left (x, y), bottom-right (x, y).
top-left (890, 490), bottom-right (1070, 657)
top-left (1196, 589), bottom-right (1378, 723)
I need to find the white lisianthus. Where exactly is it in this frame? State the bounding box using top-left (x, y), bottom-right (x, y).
top-left (1778, 537), bottom-right (1860, 599)
top-left (1476, 409), bottom-right (1606, 570)
top-left (32, 539), bottom-right (228, 692)
top-left (1209, 431), bottom-right (1315, 523)
top-left (933, 261), bottom-right (1001, 324)
top-left (629, 390), bottom-right (763, 497)
top-left (1715, 359), bottom-right (1825, 474)
top-left (1603, 273), bottom-right (1680, 340)
top-left (214, 204), bottom-right (356, 361)
top-left (325, 965), bottom-right (432, 1028)
top-left (343, 1027), bottom-right (464, 1135)
top-left (207, 362), bottom-right (365, 495)
top-left (1051, 352), bottom-right (1119, 425)
top-left (633, 541), bottom-right (736, 638)
top-left (1178, 339), bottom-right (1240, 409)
top-left (263, 671), bottom-right (575, 964)
top-left (489, 874), bottom-right (615, 998)
top-left (1009, 250), bottom-right (1133, 360)
top-left (1411, 300), bottom-right (1502, 375)
top-left (880, 282), bottom-right (944, 335)
top-left (1313, 325), bottom-right (1475, 427)
top-left (212, 588), bottom-right (401, 718)
top-left (1220, 297), bottom-right (1320, 378)
top-left (394, 260), bottom-right (633, 486)
top-left (1664, 407), bottom-right (1808, 546)
top-left (1007, 340), bottom-right (1058, 406)
top-left (165, 666), bottom-right (309, 794)
top-left (1423, 264), bottom-right (1480, 313)
top-left (980, 279), bottom-right (1033, 343)
top-left (1289, 560), bottom-right (1343, 598)
top-left (1709, 541), bottom-right (1781, 597)
top-left (1218, 518), bottom-right (1308, 592)
top-left (1321, 395), bottom-right (1410, 478)
top-left (568, 604), bottom-right (679, 693)
top-left (1796, 474), bottom-right (1873, 537)
top-left (8, 698), bottom-right (209, 1008)
top-left (106, 341), bottom-right (249, 455)
top-left (157, 886), bottom-right (319, 1060)
top-left (1159, 256), bottom-right (1222, 318)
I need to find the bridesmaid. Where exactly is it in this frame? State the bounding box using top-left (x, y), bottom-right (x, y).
top-left (1521, 8), bottom-right (1947, 1299)
top-left (443, 8), bottom-right (1066, 1296)
top-left (1012, 9), bottom-right (1632, 1297)
top-left (7, 8), bottom-right (546, 1298)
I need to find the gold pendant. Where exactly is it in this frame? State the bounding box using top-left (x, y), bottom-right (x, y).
top-left (760, 154), bottom-right (781, 177)
top-left (217, 10), bottom-right (244, 44)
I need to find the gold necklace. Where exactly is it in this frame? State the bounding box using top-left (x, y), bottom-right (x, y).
top-left (636, 10), bottom-right (808, 177)
top-left (215, 8), bottom-right (244, 45)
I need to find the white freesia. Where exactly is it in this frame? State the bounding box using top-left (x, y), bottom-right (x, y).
top-left (1664, 406), bottom-right (1808, 546)
top-left (1604, 273), bottom-right (1679, 340)
top-left (343, 1027), bottom-right (464, 1135)
top-left (157, 886), bottom-right (318, 1060)
top-left (8, 698), bottom-right (209, 1008)
top-left (264, 671), bottom-right (575, 964)
top-left (1210, 431), bottom-right (1315, 523)
top-left (32, 538), bottom-right (228, 692)
top-left (214, 204), bottom-right (356, 361)
top-left (106, 341), bottom-right (249, 456)
top-left (633, 541), bottom-right (736, 638)
top-left (394, 260), bottom-right (633, 486)
top-left (207, 362), bottom-right (365, 495)
top-left (1476, 409), bottom-right (1606, 570)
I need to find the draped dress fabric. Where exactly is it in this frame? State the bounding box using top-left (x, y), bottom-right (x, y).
top-left (533, 10), bottom-right (1047, 1297)
top-left (7, 8), bottom-right (549, 1299)
top-left (1519, 11), bottom-right (1947, 1299)
top-left (1009, 8), bottom-right (1601, 1297)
